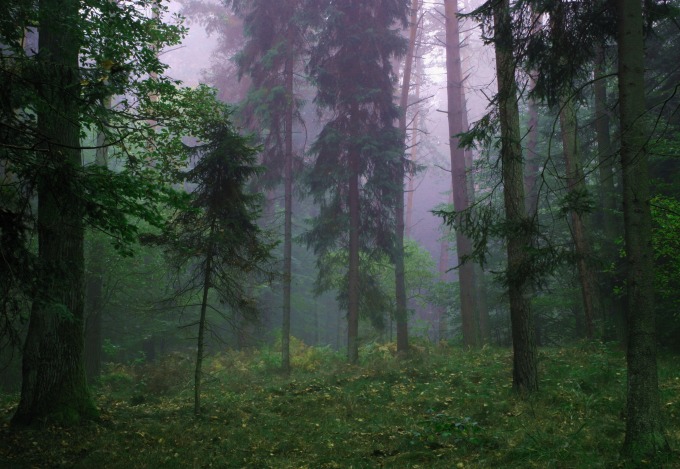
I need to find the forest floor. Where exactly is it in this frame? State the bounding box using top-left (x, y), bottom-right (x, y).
top-left (1, 341), bottom-right (679, 468)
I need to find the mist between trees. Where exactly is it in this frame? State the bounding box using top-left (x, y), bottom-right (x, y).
top-left (1, 0), bottom-right (678, 465)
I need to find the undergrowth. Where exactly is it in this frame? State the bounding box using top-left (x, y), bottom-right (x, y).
top-left (1, 341), bottom-right (678, 468)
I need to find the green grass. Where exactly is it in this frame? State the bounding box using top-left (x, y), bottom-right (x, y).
top-left (1, 342), bottom-right (678, 468)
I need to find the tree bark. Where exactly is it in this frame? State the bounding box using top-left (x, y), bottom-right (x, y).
top-left (616, 0), bottom-right (669, 459)
top-left (395, 0), bottom-right (420, 355)
top-left (594, 43), bottom-right (625, 343)
top-left (493, 0), bottom-right (537, 395)
top-left (194, 246), bottom-right (212, 416)
top-left (405, 54), bottom-right (421, 239)
top-left (445, 0), bottom-right (477, 347)
top-left (559, 97), bottom-right (599, 339)
top-left (524, 75), bottom-right (540, 217)
top-left (347, 147), bottom-right (360, 364)
top-left (281, 40), bottom-right (294, 374)
top-left (436, 192), bottom-right (453, 342)
top-left (13, 0), bottom-right (95, 425)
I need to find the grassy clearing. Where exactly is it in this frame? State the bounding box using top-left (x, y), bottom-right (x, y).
top-left (1, 341), bottom-right (679, 468)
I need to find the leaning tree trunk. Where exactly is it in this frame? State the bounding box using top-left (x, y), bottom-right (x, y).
top-left (13, 0), bottom-right (95, 425)
top-left (493, 0), bottom-right (537, 395)
top-left (559, 97), bottom-right (599, 339)
top-left (445, 0), bottom-right (478, 347)
top-left (616, 0), bottom-right (669, 460)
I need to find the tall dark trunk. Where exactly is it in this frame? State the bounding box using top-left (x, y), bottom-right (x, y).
top-left (559, 98), bottom-right (599, 339)
top-left (594, 44), bottom-right (625, 343)
top-left (524, 76), bottom-right (540, 217)
top-left (493, 0), bottom-right (537, 395)
top-left (281, 45), bottom-right (293, 374)
top-left (616, 0), bottom-right (669, 459)
top-left (445, 0), bottom-right (477, 347)
top-left (395, 0), bottom-right (419, 355)
top-left (347, 146), bottom-right (360, 364)
top-left (84, 253), bottom-right (103, 381)
top-left (13, 0), bottom-right (95, 425)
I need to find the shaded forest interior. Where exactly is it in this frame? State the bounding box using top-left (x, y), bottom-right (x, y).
top-left (1, 0), bottom-right (679, 466)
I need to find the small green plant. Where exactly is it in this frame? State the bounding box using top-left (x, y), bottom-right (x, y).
top-left (410, 413), bottom-right (481, 449)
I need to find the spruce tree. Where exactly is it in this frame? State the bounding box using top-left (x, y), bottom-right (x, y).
top-left (305, 0), bottom-right (408, 363)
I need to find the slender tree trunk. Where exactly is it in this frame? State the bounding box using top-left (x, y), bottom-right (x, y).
top-left (395, 0), bottom-right (420, 355)
top-left (13, 0), bottom-right (95, 425)
top-left (194, 249), bottom-right (212, 416)
top-left (436, 192), bottom-right (453, 342)
top-left (594, 43), bottom-right (625, 343)
top-left (616, 0), bottom-right (669, 459)
top-left (559, 97), bottom-right (599, 339)
top-left (405, 55), bottom-right (421, 239)
top-left (458, 23), bottom-right (490, 344)
top-left (493, 0), bottom-right (537, 395)
top-left (525, 76), bottom-right (540, 217)
top-left (445, 0), bottom-right (477, 347)
top-left (281, 46), bottom-right (294, 374)
top-left (524, 10), bottom-right (541, 218)
top-left (347, 146), bottom-right (360, 364)
top-left (85, 98), bottom-right (111, 382)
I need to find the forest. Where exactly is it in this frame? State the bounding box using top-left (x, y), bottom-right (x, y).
top-left (0, 0), bottom-right (679, 467)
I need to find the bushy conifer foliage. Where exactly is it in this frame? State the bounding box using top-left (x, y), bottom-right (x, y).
top-left (303, 0), bottom-right (408, 362)
top-left (150, 106), bottom-right (276, 414)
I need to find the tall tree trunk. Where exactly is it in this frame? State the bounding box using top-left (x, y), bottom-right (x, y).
top-left (281, 45), bottom-right (294, 374)
top-left (13, 0), bottom-right (95, 425)
top-left (84, 121), bottom-right (109, 382)
top-left (445, 0), bottom-right (477, 347)
top-left (559, 97), bottom-right (599, 339)
top-left (395, 0), bottom-right (420, 355)
top-left (436, 192), bottom-right (453, 342)
top-left (194, 247), bottom-right (212, 416)
top-left (525, 75), bottom-right (540, 217)
top-left (594, 43), bottom-right (625, 343)
top-left (405, 55), bottom-right (421, 239)
top-left (458, 24), bottom-right (490, 344)
top-left (347, 146), bottom-right (360, 364)
top-left (616, 0), bottom-right (669, 459)
top-left (493, 0), bottom-right (537, 395)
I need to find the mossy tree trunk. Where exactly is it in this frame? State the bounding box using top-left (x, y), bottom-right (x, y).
top-left (13, 0), bottom-right (95, 426)
top-left (616, 0), bottom-right (669, 460)
top-left (493, 0), bottom-right (538, 395)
